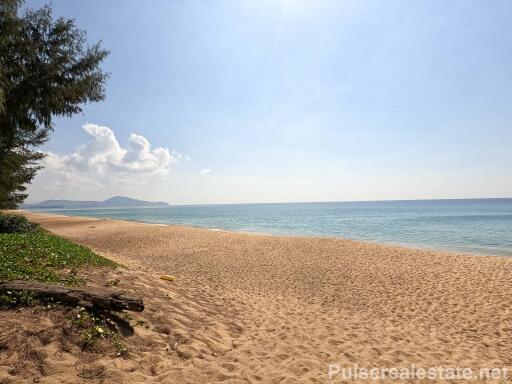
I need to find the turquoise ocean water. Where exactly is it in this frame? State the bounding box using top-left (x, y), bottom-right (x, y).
top-left (32, 198), bottom-right (512, 256)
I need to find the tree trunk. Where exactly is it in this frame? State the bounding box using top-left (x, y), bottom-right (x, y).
top-left (0, 280), bottom-right (144, 312)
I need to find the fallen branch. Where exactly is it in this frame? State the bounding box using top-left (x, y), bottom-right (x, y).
top-left (0, 280), bottom-right (144, 312)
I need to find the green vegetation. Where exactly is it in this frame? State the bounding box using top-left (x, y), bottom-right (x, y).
top-left (0, 212), bottom-right (38, 233)
top-left (0, 0), bottom-right (109, 208)
top-left (0, 231), bottom-right (116, 285)
top-left (0, 214), bottom-right (127, 355)
top-left (0, 214), bottom-right (135, 356)
top-left (0, 289), bottom-right (38, 306)
top-left (72, 307), bottom-right (128, 356)
top-left (0, 213), bottom-right (116, 285)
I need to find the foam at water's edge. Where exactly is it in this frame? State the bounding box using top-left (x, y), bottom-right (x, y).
top-left (29, 199), bottom-right (512, 256)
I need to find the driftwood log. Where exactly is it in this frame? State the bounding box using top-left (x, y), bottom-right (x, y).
top-left (0, 280), bottom-right (144, 312)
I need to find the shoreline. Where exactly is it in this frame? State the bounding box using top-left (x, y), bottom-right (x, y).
top-left (8, 210), bottom-right (512, 383)
top-left (18, 209), bottom-right (512, 258)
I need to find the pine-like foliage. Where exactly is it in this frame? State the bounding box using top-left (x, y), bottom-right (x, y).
top-left (0, 0), bottom-right (109, 208)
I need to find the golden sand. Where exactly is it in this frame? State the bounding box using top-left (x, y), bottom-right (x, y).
top-left (6, 211), bottom-right (512, 383)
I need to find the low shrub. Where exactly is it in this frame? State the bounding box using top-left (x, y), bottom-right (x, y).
top-left (0, 213), bottom-right (38, 234)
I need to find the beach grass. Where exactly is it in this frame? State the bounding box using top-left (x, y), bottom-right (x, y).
top-left (0, 230), bottom-right (116, 286)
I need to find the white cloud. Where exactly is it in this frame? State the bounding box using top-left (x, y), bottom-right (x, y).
top-left (199, 168), bottom-right (212, 175)
top-left (38, 123), bottom-right (183, 193)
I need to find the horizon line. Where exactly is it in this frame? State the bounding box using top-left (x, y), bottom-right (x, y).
top-left (169, 196), bottom-right (512, 207)
top-left (25, 196), bottom-right (512, 208)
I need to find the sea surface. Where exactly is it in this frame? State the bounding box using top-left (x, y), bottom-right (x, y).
top-left (31, 198), bottom-right (512, 256)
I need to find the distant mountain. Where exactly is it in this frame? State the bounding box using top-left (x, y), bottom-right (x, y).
top-left (24, 196), bottom-right (170, 209)
top-left (101, 196), bottom-right (170, 208)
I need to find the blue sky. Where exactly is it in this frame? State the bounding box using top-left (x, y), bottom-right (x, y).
top-left (26, 0), bottom-right (512, 204)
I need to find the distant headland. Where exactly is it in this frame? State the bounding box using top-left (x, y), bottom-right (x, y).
top-left (23, 196), bottom-right (170, 209)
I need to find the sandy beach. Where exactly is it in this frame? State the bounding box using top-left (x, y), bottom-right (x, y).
top-left (3, 210), bottom-right (512, 383)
